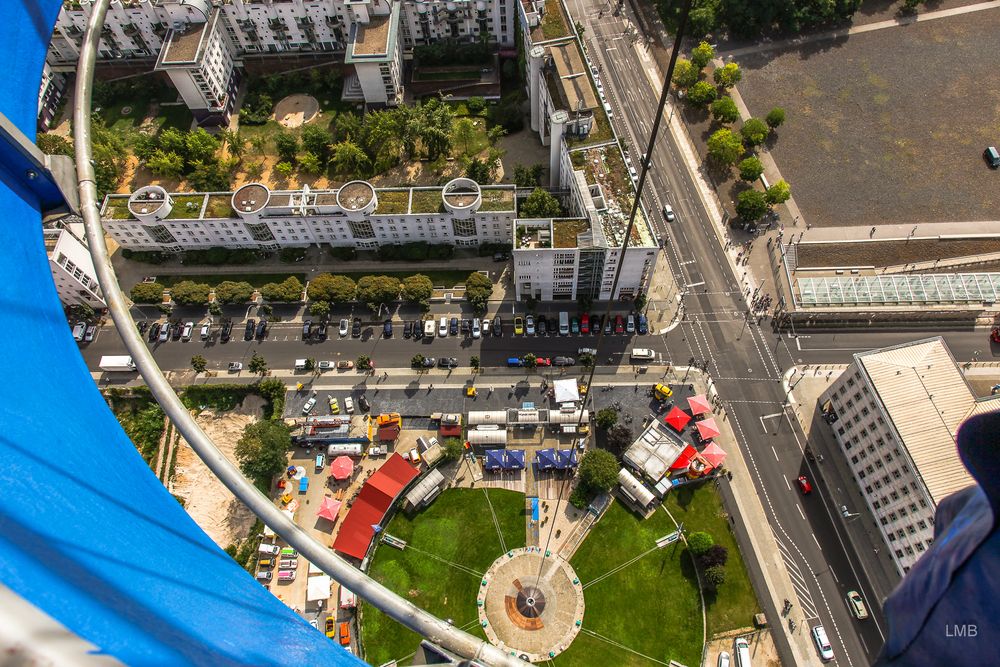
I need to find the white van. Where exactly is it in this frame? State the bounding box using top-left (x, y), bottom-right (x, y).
top-left (733, 637), bottom-right (751, 667)
top-left (294, 358), bottom-right (309, 371)
top-left (630, 348), bottom-right (655, 361)
top-left (558, 312), bottom-right (569, 336)
top-left (424, 320), bottom-right (435, 337)
top-left (438, 316), bottom-right (448, 337)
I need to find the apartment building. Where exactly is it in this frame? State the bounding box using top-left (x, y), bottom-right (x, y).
top-left (45, 222), bottom-right (106, 309)
top-left (38, 62), bottom-right (68, 130)
top-left (819, 338), bottom-right (983, 576)
top-left (101, 179), bottom-right (516, 251)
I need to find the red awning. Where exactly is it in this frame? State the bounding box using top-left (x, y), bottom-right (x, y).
top-left (670, 445), bottom-right (698, 470)
top-left (664, 406), bottom-right (691, 431)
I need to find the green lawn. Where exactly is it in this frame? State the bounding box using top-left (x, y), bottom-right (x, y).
top-left (663, 483), bottom-right (761, 635)
top-left (561, 501), bottom-right (703, 667)
top-left (360, 488), bottom-right (526, 666)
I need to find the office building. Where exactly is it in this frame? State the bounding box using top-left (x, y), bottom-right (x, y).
top-left (45, 222), bottom-right (106, 309)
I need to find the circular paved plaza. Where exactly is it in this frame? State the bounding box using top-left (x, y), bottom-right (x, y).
top-left (477, 547), bottom-right (584, 662)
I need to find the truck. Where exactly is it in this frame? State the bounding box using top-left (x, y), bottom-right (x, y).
top-left (629, 348), bottom-right (655, 362)
top-left (99, 355), bottom-right (137, 372)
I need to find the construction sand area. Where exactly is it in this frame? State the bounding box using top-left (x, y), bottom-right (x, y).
top-left (172, 394), bottom-right (266, 548)
top-left (273, 94), bottom-right (319, 128)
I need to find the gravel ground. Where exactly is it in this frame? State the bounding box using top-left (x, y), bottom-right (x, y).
top-left (797, 238), bottom-right (1000, 267)
top-left (736, 9), bottom-right (1000, 227)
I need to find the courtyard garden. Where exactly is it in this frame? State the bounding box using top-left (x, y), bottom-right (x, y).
top-left (359, 488), bottom-right (526, 666)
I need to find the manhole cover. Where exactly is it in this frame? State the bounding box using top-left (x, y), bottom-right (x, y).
top-left (121, 105), bottom-right (132, 115)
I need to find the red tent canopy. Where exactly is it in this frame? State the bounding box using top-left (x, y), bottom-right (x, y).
top-left (670, 445), bottom-right (698, 471)
top-left (688, 394), bottom-right (712, 415)
top-left (701, 442), bottom-right (727, 468)
top-left (316, 497), bottom-right (343, 522)
top-left (696, 417), bottom-right (721, 440)
top-left (664, 405), bottom-right (691, 431)
top-left (329, 455), bottom-right (354, 480)
top-left (332, 454), bottom-right (419, 560)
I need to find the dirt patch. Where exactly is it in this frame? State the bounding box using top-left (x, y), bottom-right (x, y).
top-left (172, 394), bottom-right (267, 548)
top-left (736, 9), bottom-right (1000, 227)
top-left (273, 94), bottom-right (320, 128)
top-left (796, 238), bottom-right (1000, 268)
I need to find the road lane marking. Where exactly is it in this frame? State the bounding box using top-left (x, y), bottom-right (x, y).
top-left (812, 533), bottom-right (822, 551)
top-left (772, 446), bottom-right (780, 462)
top-left (797, 504), bottom-right (805, 520)
top-left (784, 476), bottom-right (792, 491)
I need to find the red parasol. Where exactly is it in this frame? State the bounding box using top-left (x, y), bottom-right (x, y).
top-left (664, 405), bottom-right (691, 431)
top-left (688, 394), bottom-right (712, 415)
top-left (330, 455), bottom-right (354, 480)
top-left (696, 417), bottom-right (721, 440)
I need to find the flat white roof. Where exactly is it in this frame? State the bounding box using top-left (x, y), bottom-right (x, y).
top-left (856, 337), bottom-right (977, 504)
top-left (623, 419), bottom-right (684, 482)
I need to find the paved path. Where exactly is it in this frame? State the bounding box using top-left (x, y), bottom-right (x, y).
top-left (720, 0), bottom-right (1000, 58)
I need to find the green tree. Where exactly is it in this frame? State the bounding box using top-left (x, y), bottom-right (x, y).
top-left (260, 276), bottom-right (304, 302)
top-left (634, 293), bottom-right (648, 311)
top-left (247, 351), bottom-right (268, 376)
top-left (672, 58), bottom-right (699, 89)
top-left (470, 355), bottom-right (480, 371)
top-left (738, 156), bottom-right (765, 182)
top-left (221, 129), bottom-right (247, 162)
top-left (465, 272), bottom-right (493, 315)
top-left (356, 275), bottom-right (401, 312)
top-left (706, 128), bottom-right (744, 166)
top-left (465, 157), bottom-right (492, 183)
top-left (234, 420), bottom-right (291, 490)
top-left (604, 424), bottom-right (633, 457)
top-left (169, 280), bottom-right (211, 306)
top-left (687, 531), bottom-right (714, 556)
top-left (766, 179), bottom-right (792, 205)
top-left (331, 140), bottom-right (370, 176)
top-left (411, 354), bottom-right (426, 368)
top-left (688, 5), bottom-right (717, 36)
top-left (486, 125), bottom-right (507, 146)
top-left (401, 274), bottom-right (434, 306)
top-left (704, 564), bottom-right (727, 590)
top-left (363, 109), bottom-right (404, 173)
top-left (184, 128), bottom-right (219, 165)
top-left (300, 124), bottom-right (332, 162)
top-left (214, 280), bottom-right (255, 304)
top-left (522, 353), bottom-right (537, 369)
top-left (130, 281), bottom-right (164, 303)
top-left (309, 301), bottom-right (330, 319)
top-left (519, 187), bottom-right (562, 217)
top-left (298, 151), bottom-right (324, 175)
top-left (91, 117), bottom-right (127, 198)
top-left (188, 159), bottom-right (233, 191)
top-left (274, 131), bottom-right (299, 163)
top-left (578, 352), bottom-right (596, 369)
top-left (190, 355), bottom-right (207, 373)
top-left (577, 449), bottom-right (619, 493)
top-left (356, 355), bottom-right (372, 371)
top-left (713, 62), bottom-right (742, 89)
top-left (36, 132), bottom-right (74, 157)
top-left (274, 161), bottom-right (294, 178)
top-left (244, 160), bottom-right (264, 181)
top-left (307, 273), bottom-right (356, 303)
top-left (741, 118), bottom-right (770, 148)
top-left (158, 127), bottom-right (187, 156)
top-left (512, 163), bottom-right (545, 187)
top-left (765, 106), bottom-right (786, 129)
top-left (710, 96), bottom-right (740, 124)
top-left (691, 41), bottom-right (716, 69)
top-left (453, 117), bottom-right (477, 156)
top-left (686, 81), bottom-right (718, 108)
top-left (208, 303), bottom-right (222, 317)
top-left (442, 437), bottom-right (464, 462)
top-left (466, 96), bottom-right (486, 114)
top-left (596, 407), bottom-right (618, 430)
top-left (132, 133), bottom-right (159, 161)
top-left (736, 189), bottom-right (769, 221)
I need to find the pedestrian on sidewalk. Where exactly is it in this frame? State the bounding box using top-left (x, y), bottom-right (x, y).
top-left (870, 226), bottom-right (876, 237)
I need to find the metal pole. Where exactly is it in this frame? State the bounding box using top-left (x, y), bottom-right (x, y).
top-left (72, 3), bottom-right (520, 665)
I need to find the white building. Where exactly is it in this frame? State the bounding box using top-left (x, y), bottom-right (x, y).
top-left (45, 223), bottom-right (106, 309)
top-left (38, 62), bottom-right (68, 130)
top-left (101, 179), bottom-right (516, 251)
top-left (819, 337), bottom-right (982, 575)
top-left (344, 1), bottom-right (403, 106)
top-left (154, 6), bottom-right (239, 124)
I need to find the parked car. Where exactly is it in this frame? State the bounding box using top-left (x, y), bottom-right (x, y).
top-left (553, 356), bottom-right (575, 366)
top-left (472, 318), bottom-right (481, 339)
top-left (482, 319), bottom-right (490, 335)
top-left (577, 347), bottom-right (597, 356)
top-left (797, 475), bottom-right (813, 495)
top-left (589, 313), bottom-right (599, 334)
top-left (200, 322), bottom-right (211, 340)
top-left (84, 324), bottom-right (97, 342)
top-left (337, 360), bottom-right (354, 370)
top-left (603, 315), bottom-right (613, 335)
top-left (256, 319), bottom-right (268, 340)
top-left (525, 315), bottom-right (535, 335)
top-left (412, 320), bottom-right (423, 340)
top-left (329, 397), bottom-right (340, 414)
top-left (279, 558), bottom-right (298, 569)
top-left (492, 315), bottom-right (502, 336)
top-left (383, 320), bottom-right (393, 338)
top-left (318, 361), bottom-right (335, 371)
top-left (626, 314), bottom-right (636, 334)
top-left (220, 320), bottom-right (232, 343)
top-left (171, 323), bottom-right (182, 341)
top-left (570, 317), bottom-right (580, 334)
top-left (339, 621), bottom-right (351, 646)
top-left (811, 625), bottom-right (834, 661)
top-left (403, 320), bottom-right (413, 338)
top-left (438, 316), bottom-right (449, 337)
top-left (179, 321), bottom-right (192, 341)
top-left (580, 313), bottom-right (590, 334)
top-left (255, 571), bottom-right (272, 582)
top-left (419, 356), bottom-right (436, 368)
top-left (148, 322), bottom-right (161, 342)
top-left (438, 357), bottom-right (458, 369)
top-left (302, 397), bottom-right (317, 415)
top-left (461, 319), bottom-right (471, 335)
top-left (339, 318), bottom-right (350, 337)
top-left (244, 319), bottom-right (256, 341)
top-left (449, 317), bottom-right (459, 336)
top-left (277, 570), bottom-right (296, 582)
top-left (137, 321), bottom-right (148, 335)
top-left (344, 396), bottom-right (355, 414)
top-left (537, 314), bottom-right (548, 335)
top-left (316, 321), bottom-right (328, 340)
top-left (638, 314), bottom-right (648, 335)
top-left (424, 320), bottom-right (436, 337)
top-left (325, 618), bottom-right (336, 638)
top-left (358, 395), bottom-right (370, 412)
top-left (614, 315), bottom-right (624, 334)
top-left (507, 357), bottom-right (524, 367)
top-left (985, 146), bottom-right (1000, 169)
top-left (534, 356), bottom-right (551, 367)
top-left (228, 362), bottom-right (243, 372)
top-left (159, 323), bottom-right (171, 342)
top-left (72, 321), bottom-right (86, 341)
top-left (302, 320), bottom-right (312, 339)
top-left (514, 317), bottom-right (524, 335)
top-left (351, 317), bottom-right (362, 337)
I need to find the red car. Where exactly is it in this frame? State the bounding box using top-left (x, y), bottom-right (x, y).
top-left (797, 475), bottom-right (813, 495)
top-left (991, 327), bottom-right (1000, 343)
top-left (580, 313), bottom-right (590, 334)
top-left (535, 357), bottom-right (552, 367)
top-left (614, 315), bottom-right (625, 334)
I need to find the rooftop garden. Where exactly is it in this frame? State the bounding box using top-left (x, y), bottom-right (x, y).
top-left (104, 196), bottom-right (134, 220)
top-left (540, 0), bottom-right (571, 40)
top-left (479, 188), bottom-right (516, 212)
top-left (205, 194), bottom-right (235, 219)
top-left (374, 190), bottom-right (410, 215)
top-left (553, 218), bottom-right (590, 248)
top-left (165, 195), bottom-right (206, 220)
top-left (410, 189), bottom-right (444, 214)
